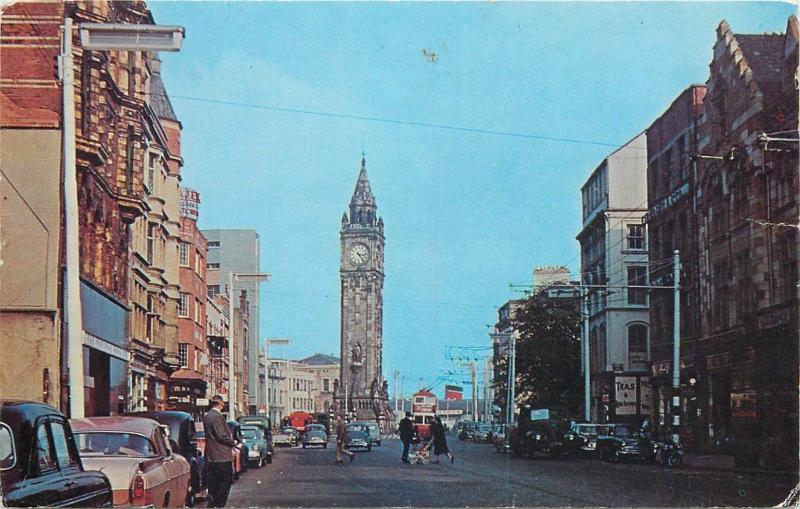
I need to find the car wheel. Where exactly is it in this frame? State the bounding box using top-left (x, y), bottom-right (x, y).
top-left (665, 451), bottom-right (681, 468)
top-left (302, 443), bottom-right (307, 448)
top-left (266, 454), bottom-right (273, 464)
top-left (611, 449), bottom-right (620, 463)
top-left (323, 443), bottom-right (328, 449)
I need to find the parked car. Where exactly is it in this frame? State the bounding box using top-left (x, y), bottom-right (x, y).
top-left (471, 424), bottom-right (493, 443)
top-left (273, 427), bottom-right (298, 447)
top-left (596, 423), bottom-right (649, 463)
top-left (302, 424), bottom-right (328, 448)
top-left (458, 421), bottom-right (479, 441)
top-left (354, 421), bottom-right (381, 446)
top-left (237, 415), bottom-right (271, 432)
top-left (509, 417), bottom-right (583, 458)
top-left (131, 411), bottom-right (204, 506)
top-left (226, 421), bottom-right (248, 479)
top-left (0, 400), bottom-right (113, 507)
top-left (573, 423), bottom-right (615, 457)
top-left (71, 416), bottom-right (191, 507)
top-left (241, 426), bottom-right (272, 467)
top-left (345, 425), bottom-right (371, 451)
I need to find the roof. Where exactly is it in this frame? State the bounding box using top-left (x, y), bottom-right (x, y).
top-left (70, 416), bottom-right (161, 436)
top-left (736, 34), bottom-right (784, 101)
top-left (150, 73), bottom-right (178, 122)
top-left (297, 353), bottom-right (340, 365)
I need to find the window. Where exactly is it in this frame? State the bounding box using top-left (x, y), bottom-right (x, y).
top-left (627, 266), bottom-right (647, 305)
top-left (146, 296), bottom-right (154, 343)
top-left (146, 223), bottom-right (156, 264)
top-left (208, 241), bottom-right (220, 248)
top-left (628, 325), bottom-right (648, 371)
top-left (0, 424), bottom-right (15, 470)
top-left (49, 419), bottom-right (78, 470)
top-left (35, 422), bottom-right (56, 473)
top-left (179, 242), bottom-right (190, 266)
top-left (208, 285), bottom-right (220, 298)
top-left (178, 344), bottom-right (188, 367)
top-left (627, 224), bottom-right (645, 250)
top-left (207, 263), bottom-right (220, 269)
top-left (323, 379), bottom-right (330, 392)
top-left (179, 293), bottom-right (190, 317)
top-left (145, 152), bottom-right (157, 193)
top-left (125, 127), bottom-right (136, 194)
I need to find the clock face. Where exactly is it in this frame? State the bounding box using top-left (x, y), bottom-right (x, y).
top-left (349, 244), bottom-right (369, 265)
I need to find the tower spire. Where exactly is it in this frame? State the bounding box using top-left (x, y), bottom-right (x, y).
top-left (349, 155), bottom-right (377, 225)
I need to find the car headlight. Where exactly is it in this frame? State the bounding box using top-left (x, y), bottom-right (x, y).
top-left (534, 434), bottom-right (542, 441)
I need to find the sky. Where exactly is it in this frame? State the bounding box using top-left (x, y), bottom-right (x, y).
top-left (148, 1), bottom-right (796, 398)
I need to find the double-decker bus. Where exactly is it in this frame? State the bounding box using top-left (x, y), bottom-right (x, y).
top-left (284, 411), bottom-right (314, 432)
top-left (411, 389), bottom-right (437, 440)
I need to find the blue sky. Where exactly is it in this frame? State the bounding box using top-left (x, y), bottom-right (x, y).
top-left (149, 1), bottom-right (796, 397)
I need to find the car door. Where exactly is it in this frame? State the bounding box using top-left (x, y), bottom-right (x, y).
top-left (10, 417), bottom-right (66, 507)
top-left (155, 427), bottom-right (184, 507)
top-left (48, 416), bottom-right (112, 507)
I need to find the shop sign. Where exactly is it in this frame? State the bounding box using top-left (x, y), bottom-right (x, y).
top-left (640, 377), bottom-right (653, 414)
top-left (196, 398), bottom-right (209, 407)
top-left (180, 188), bottom-right (200, 220)
top-left (615, 376), bottom-right (638, 415)
top-left (531, 408), bottom-right (550, 420)
top-left (645, 182), bottom-right (689, 222)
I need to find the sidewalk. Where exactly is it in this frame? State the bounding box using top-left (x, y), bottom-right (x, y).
top-left (684, 452), bottom-right (798, 478)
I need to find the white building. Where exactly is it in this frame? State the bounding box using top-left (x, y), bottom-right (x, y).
top-left (267, 354), bottom-right (340, 425)
top-left (577, 132), bottom-right (651, 423)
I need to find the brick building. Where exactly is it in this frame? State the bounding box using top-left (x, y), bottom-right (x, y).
top-left (645, 84), bottom-right (706, 446)
top-left (0, 1), bottom-right (182, 416)
top-left (170, 188), bottom-right (209, 418)
top-left (690, 18), bottom-right (798, 468)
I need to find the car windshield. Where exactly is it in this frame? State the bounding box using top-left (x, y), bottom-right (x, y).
top-left (614, 426), bottom-right (633, 438)
top-left (479, 425), bottom-right (491, 432)
top-left (306, 425), bottom-right (324, 432)
top-left (348, 430), bottom-right (367, 439)
top-left (576, 425), bottom-right (597, 437)
top-left (281, 427), bottom-right (297, 433)
top-left (76, 432), bottom-right (157, 457)
top-left (0, 424), bottom-right (15, 470)
top-left (242, 428), bottom-right (260, 440)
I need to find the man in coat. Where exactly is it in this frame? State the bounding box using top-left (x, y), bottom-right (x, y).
top-left (203, 395), bottom-right (237, 507)
top-left (398, 411), bottom-right (415, 463)
top-left (334, 414), bottom-right (355, 464)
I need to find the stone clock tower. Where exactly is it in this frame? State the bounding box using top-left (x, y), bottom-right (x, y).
top-left (335, 157), bottom-right (389, 422)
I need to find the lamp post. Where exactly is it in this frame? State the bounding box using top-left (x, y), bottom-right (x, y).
top-left (227, 272), bottom-right (270, 418)
top-left (61, 18), bottom-right (184, 419)
top-left (264, 338), bottom-right (290, 425)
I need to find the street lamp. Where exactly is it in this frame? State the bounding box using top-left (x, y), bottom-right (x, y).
top-left (61, 18), bottom-right (184, 419)
top-left (227, 272), bottom-right (270, 418)
top-left (264, 338), bottom-right (290, 424)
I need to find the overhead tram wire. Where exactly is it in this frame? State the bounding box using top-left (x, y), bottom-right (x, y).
top-left (147, 91), bottom-right (648, 150)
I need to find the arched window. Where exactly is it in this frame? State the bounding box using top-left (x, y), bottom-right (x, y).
top-left (628, 324), bottom-right (648, 371)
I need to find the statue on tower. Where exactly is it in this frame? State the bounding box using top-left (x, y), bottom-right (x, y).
top-left (351, 343), bottom-right (362, 366)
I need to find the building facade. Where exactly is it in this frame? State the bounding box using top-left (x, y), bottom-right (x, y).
top-left (577, 132), bottom-right (652, 424)
top-left (645, 85), bottom-right (707, 446)
top-left (335, 157), bottom-right (390, 422)
top-left (688, 19), bottom-right (798, 467)
top-left (206, 294), bottom-right (230, 402)
top-left (0, 0), bottom-right (182, 416)
top-left (203, 229), bottom-right (261, 415)
top-left (128, 56), bottom-right (183, 414)
top-left (297, 354), bottom-right (340, 414)
top-left (170, 188), bottom-right (209, 418)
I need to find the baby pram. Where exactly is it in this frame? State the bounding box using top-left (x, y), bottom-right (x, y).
top-left (410, 440), bottom-right (431, 464)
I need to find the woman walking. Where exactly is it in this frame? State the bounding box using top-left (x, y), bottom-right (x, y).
top-left (431, 416), bottom-right (454, 464)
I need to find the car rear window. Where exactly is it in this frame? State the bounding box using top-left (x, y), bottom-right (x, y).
top-left (76, 432), bottom-right (156, 457)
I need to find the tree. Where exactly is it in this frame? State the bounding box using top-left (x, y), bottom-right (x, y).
top-left (494, 288), bottom-right (582, 419)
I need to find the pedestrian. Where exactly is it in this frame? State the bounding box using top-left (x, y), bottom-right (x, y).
top-left (430, 415), bottom-right (454, 464)
top-left (203, 395), bottom-right (237, 507)
top-left (334, 414), bottom-right (355, 464)
top-left (398, 411), bottom-right (415, 463)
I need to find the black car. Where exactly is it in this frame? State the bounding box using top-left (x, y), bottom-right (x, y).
top-left (0, 400), bottom-right (113, 507)
top-left (510, 418), bottom-right (583, 458)
top-left (596, 424), bottom-right (649, 462)
top-left (130, 410), bottom-right (204, 506)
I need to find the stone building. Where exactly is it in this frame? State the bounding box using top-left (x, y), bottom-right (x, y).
top-left (645, 85), bottom-right (707, 445)
top-left (334, 157), bottom-right (390, 422)
top-left (170, 188), bottom-right (209, 418)
top-left (577, 132), bottom-right (652, 424)
top-left (128, 55), bottom-right (183, 413)
top-left (0, 0), bottom-right (180, 416)
top-left (233, 291), bottom-right (251, 417)
top-left (203, 229), bottom-right (262, 414)
top-left (689, 18), bottom-right (798, 468)
top-left (297, 354), bottom-right (340, 414)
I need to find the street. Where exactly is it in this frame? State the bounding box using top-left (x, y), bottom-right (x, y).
top-left (221, 438), bottom-right (795, 507)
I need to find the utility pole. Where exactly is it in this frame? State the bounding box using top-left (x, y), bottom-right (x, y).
top-left (506, 333), bottom-right (517, 425)
top-left (672, 250), bottom-right (681, 444)
top-left (393, 370), bottom-right (399, 413)
top-left (582, 286), bottom-right (591, 422)
top-left (483, 356), bottom-right (490, 423)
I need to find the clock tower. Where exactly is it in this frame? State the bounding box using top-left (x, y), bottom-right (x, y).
top-left (335, 156), bottom-right (389, 422)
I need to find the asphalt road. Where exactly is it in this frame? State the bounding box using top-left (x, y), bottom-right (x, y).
top-left (221, 437), bottom-right (796, 507)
